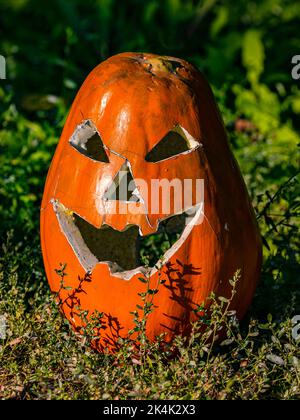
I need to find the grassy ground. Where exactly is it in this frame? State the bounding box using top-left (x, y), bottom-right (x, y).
top-left (0, 0), bottom-right (300, 400)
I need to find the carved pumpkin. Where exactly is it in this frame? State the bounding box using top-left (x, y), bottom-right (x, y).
top-left (40, 53), bottom-right (262, 351)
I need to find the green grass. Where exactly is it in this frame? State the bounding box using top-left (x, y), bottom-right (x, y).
top-left (0, 0), bottom-right (300, 400)
top-left (0, 249), bottom-right (299, 399)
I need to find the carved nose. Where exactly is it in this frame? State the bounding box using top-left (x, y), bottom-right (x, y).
top-left (103, 161), bottom-right (141, 203)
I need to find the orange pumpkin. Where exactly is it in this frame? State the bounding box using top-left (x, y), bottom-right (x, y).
top-left (40, 53), bottom-right (262, 351)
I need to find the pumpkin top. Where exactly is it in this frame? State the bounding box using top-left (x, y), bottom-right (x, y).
top-left (106, 52), bottom-right (195, 79)
top-left (60, 53), bottom-right (212, 160)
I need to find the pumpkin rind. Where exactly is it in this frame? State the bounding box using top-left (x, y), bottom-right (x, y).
top-left (40, 53), bottom-right (262, 351)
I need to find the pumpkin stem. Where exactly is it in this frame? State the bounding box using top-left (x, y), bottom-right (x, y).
top-left (143, 57), bottom-right (177, 74)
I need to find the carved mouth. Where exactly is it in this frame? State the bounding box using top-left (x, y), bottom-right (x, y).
top-left (52, 200), bottom-right (202, 280)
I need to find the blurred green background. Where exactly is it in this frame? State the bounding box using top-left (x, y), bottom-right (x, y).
top-left (0, 0), bottom-right (299, 400)
top-left (0, 0), bottom-right (299, 330)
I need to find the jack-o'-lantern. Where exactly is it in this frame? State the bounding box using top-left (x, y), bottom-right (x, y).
top-left (40, 53), bottom-right (262, 351)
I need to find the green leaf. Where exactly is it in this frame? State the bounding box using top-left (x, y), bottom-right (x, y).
top-left (211, 6), bottom-right (228, 37)
top-left (266, 354), bottom-right (285, 366)
top-left (242, 30), bottom-right (265, 86)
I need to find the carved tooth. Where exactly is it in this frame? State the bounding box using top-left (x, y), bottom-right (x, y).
top-left (52, 199), bottom-right (204, 280)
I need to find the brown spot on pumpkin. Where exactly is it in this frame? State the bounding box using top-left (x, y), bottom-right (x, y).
top-left (135, 53), bottom-right (146, 61)
top-left (102, 70), bottom-right (130, 87)
top-left (176, 66), bottom-right (190, 79)
top-left (167, 59), bottom-right (185, 73)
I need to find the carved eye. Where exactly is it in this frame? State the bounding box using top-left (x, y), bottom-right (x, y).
top-left (145, 125), bottom-right (199, 163)
top-left (69, 120), bottom-right (109, 163)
